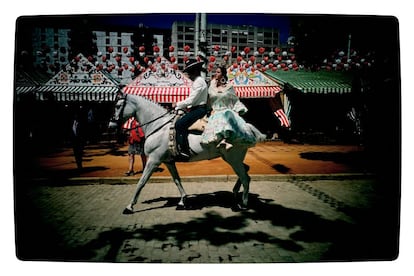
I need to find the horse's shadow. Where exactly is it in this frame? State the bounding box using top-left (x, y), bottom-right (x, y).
top-left (138, 191), bottom-right (353, 246)
top-left (25, 190), bottom-right (397, 262)
top-left (141, 191), bottom-right (246, 211)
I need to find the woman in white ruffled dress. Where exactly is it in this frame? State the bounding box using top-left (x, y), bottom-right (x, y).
top-left (201, 66), bottom-right (264, 149)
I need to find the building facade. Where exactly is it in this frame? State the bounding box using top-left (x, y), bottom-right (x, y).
top-left (172, 21), bottom-right (280, 69)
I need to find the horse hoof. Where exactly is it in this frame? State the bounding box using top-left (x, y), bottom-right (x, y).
top-left (232, 204), bottom-right (248, 212)
top-left (176, 204), bottom-right (186, 210)
top-left (122, 207), bottom-right (134, 215)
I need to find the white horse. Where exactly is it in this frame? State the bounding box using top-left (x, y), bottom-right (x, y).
top-left (109, 94), bottom-right (264, 214)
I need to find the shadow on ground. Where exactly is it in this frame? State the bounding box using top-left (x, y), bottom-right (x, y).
top-left (15, 189), bottom-right (399, 263)
top-left (300, 151), bottom-right (368, 170)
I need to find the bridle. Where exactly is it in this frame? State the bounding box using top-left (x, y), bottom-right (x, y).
top-left (114, 93), bottom-right (174, 138)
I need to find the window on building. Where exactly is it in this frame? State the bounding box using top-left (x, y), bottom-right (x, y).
top-left (185, 26), bottom-right (194, 32)
top-left (212, 28), bottom-right (221, 35)
top-left (212, 36), bottom-right (221, 43)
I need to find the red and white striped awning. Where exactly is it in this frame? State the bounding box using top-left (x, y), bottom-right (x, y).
top-left (123, 85), bottom-right (281, 102)
top-left (233, 85), bottom-right (282, 98)
top-left (123, 86), bottom-right (190, 103)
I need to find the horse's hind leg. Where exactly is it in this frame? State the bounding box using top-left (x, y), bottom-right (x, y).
top-left (123, 158), bottom-right (161, 214)
top-left (232, 163), bottom-right (250, 200)
top-left (224, 150), bottom-right (250, 209)
top-left (164, 161), bottom-right (187, 208)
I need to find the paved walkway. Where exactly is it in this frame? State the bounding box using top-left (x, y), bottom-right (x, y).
top-left (14, 141), bottom-right (399, 263)
top-left (16, 176), bottom-right (398, 263)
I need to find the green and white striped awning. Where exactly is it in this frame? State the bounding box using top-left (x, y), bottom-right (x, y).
top-left (265, 70), bottom-right (353, 94)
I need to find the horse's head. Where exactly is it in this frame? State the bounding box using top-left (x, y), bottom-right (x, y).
top-left (108, 93), bottom-right (128, 129)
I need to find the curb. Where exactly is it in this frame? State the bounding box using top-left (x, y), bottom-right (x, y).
top-left (31, 173), bottom-right (375, 186)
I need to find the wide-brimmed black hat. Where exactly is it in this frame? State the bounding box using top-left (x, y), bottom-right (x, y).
top-left (183, 59), bottom-right (204, 73)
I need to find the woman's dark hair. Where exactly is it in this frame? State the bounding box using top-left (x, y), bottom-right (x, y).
top-left (219, 66), bottom-right (228, 82)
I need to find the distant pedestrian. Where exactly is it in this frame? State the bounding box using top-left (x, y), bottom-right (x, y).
top-left (123, 117), bottom-right (147, 176)
top-left (71, 111), bottom-right (85, 170)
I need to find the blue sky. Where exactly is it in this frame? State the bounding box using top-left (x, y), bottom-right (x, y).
top-left (102, 13), bottom-right (291, 43)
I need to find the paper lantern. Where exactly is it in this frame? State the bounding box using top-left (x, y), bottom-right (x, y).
top-left (244, 47), bottom-right (251, 54)
top-left (170, 56), bottom-right (176, 63)
top-left (231, 46), bottom-right (236, 53)
top-left (123, 47), bottom-right (129, 53)
top-left (209, 56), bottom-right (216, 63)
top-left (139, 46), bottom-right (145, 52)
top-left (108, 46), bottom-right (114, 53)
top-left (153, 46), bottom-right (160, 53)
top-left (184, 45), bottom-right (191, 52)
top-left (129, 57), bottom-right (135, 63)
top-left (169, 45), bottom-right (175, 52)
top-left (213, 45), bottom-right (220, 51)
top-left (258, 47), bottom-right (265, 54)
top-left (274, 47), bottom-right (281, 54)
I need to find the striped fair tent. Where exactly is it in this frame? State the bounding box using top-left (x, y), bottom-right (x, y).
top-left (122, 58), bottom-right (192, 103)
top-left (15, 71), bottom-right (39, 100)
top-left (227, 66), bottom-right (282, 98)
top-left (35, 53), bottom-right (120, 102)
top-left (264, 70), bottom-right (353, 94)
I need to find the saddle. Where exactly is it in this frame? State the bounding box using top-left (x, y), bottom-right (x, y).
top-left (168, 114), bottom-right (208, 157)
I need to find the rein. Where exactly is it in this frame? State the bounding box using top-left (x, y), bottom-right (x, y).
top-left (119, 94), bottom-right (175, 138)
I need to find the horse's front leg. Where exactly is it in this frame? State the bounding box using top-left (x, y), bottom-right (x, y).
top-left (164, 161), bottom-right (187, 209)
top-left (123, 158), bottom-right (161, 214)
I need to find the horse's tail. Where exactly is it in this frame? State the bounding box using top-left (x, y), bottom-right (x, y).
top-left (246, 123), bottom-right (267, 142)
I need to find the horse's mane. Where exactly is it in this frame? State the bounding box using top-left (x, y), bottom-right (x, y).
top-left (127, 94), bottom-right (168, 113)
